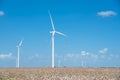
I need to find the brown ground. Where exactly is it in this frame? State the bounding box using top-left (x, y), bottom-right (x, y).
top-left (0, 68), bottom-right (120, 80)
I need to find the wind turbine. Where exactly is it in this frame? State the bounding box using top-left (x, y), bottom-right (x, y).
top-left (16, 39), bottom-right (23, 68)
top-left (48, 11), bottom-right (65, 68)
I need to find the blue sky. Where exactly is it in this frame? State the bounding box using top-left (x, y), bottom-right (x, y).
top-left (0, 0), bottom-right (120, 67)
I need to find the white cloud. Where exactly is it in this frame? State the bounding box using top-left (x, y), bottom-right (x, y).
top-left (66, 53), bottom-right (74, 58)
top-left (91, 54), bottom-right (98, 60)
top-left (0, 53), bottom-right (12, 59)
top-left (66, 53), bottom-right (80, 58)
top-left (81, 51), bottom-right (98, 60)
top-left (65, 49), bottom-right (108, 61)
top-left (0, 11), bottom-right (4, 16)
top-left (81, 51), bottom-right (89, 56)
top-left (28, 54), bottom-right (41, 60)
top-left (99, 48), bottom-right (108, 54)
top-left (97, 11), bottom-right (117, 17)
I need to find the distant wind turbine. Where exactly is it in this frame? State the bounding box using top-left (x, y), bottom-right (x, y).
top-left (48, 11), bottom-right (65, 68)
top-left (16, 39), bottom-right (23, 68)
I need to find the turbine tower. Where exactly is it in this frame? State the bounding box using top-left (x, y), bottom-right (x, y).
top-left (16, 39), bottom-right (23, 68)
top-left (48, 11), bottom-right (65, 68)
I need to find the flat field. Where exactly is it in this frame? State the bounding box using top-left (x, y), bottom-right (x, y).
top-left (0, 68), bottom-right (120, 80)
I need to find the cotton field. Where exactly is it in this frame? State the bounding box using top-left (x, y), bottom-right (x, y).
top-left (0, 68), bottom-right (120, 80)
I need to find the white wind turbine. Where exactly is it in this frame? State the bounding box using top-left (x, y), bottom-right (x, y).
top-left (16, 39), bottom-right (23, 68)
top-left (49, 11), bottom-right (65, 68)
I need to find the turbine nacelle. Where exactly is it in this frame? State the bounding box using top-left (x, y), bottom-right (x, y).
top-left (50, 31), bottom-right (55, 35)
top-left (50, 31), bottom-right (66, 36)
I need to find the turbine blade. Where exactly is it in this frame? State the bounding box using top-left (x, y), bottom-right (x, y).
top-left (56, 31), bottom-right (66, 36)
top-left (48, 11), bottom-right (55, 31)
top-left (19, 40), bottom-right (23, 46)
